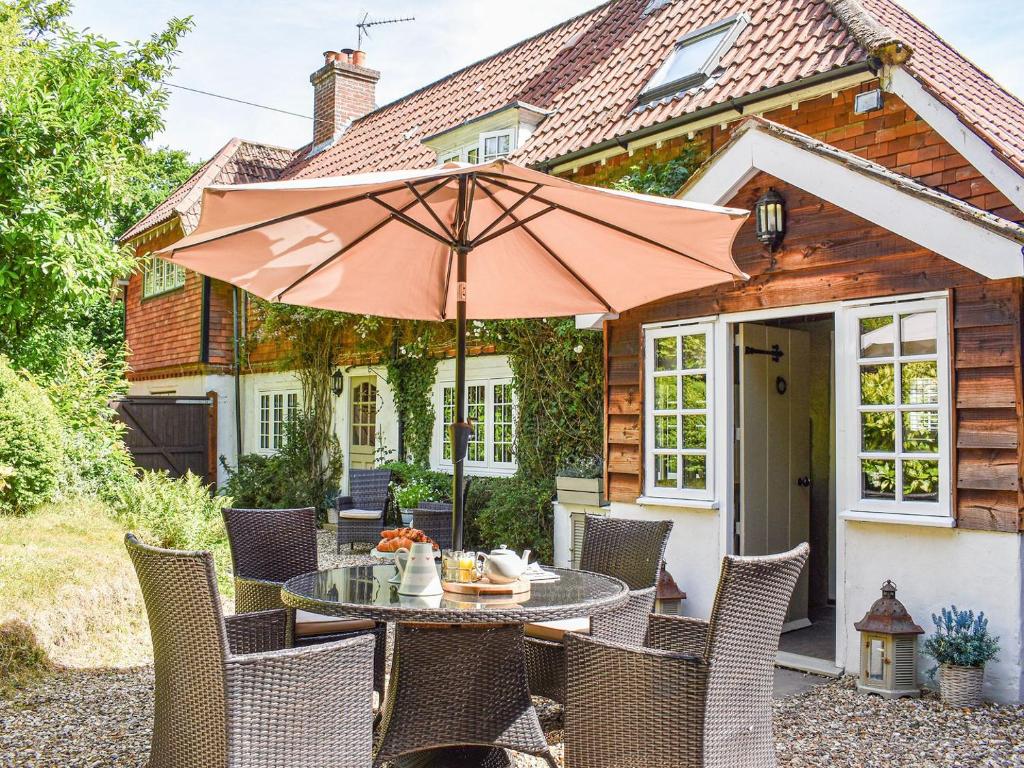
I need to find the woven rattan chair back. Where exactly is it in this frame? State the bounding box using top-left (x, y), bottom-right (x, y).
top-left (349, 468), bottom-right (391, 512)
top-left (702, 543), bottom-right (810, 768)
top-left (579, 515), bottom-right (672, 589)
top-left (125, 533), bottom-right (230, 768)
top-left (412, 501), bottom-right (453, 551)
top-left (222, 507), bottom-right (318, 583)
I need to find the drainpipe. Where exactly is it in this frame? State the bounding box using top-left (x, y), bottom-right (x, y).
top-left (232, 287), bottom-right (243, 459)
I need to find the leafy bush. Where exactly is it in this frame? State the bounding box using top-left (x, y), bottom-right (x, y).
top-left (392, 479), bottom-right (439, 510)
top-left (221, 414), bottom-right (342, 516)
top-left (381, 461), bottom-right (452, 501)
top-left (0, 620), bottom-right (51, 695)
top-left (924, 606), bottom-right (1000, 671)
top-left (0, 357), bottom-right (63, 515)
top-left (113, 470), bottom-right (234, 589)
top-left (47, 349), bottom-right (137, 504)
top-left (474, 475), bottom-right (555, 563)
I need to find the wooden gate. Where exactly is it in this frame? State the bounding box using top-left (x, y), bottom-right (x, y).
top-left (113, 395), bottom-right (216, 485)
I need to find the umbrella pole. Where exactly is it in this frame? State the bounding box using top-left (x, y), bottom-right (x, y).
top-left (452, 244), bottom-right (468, 551)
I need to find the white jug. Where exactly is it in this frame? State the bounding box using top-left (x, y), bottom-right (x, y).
top-left (395, 542), bottom-right (443, 596)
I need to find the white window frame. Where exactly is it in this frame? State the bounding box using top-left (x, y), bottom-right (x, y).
top-left (641, 13), bottom-right (749, 102)
top-left (437, 378), bottom-right (517, 473)
top-left (479, 129), bottom-right (515, 162)
top-left (438, 143), bottom-right (481, 166)
top-left (142, 256), bottom-right (186, 298)
top-left (643, 322), bottom-right (715, 501)
top-left (837, 296), bottom-right (951, 518)
top-left (256, 388), bottom-right (301, 454)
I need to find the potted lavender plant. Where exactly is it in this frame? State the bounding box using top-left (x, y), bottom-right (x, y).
top-left (924, 605), bottom-right (1000, 707)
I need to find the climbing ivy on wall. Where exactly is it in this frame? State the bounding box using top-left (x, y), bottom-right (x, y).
top-left (610, 147), bottom-right (702, 197)
top-left (384, 322), bottom-right (446, 467)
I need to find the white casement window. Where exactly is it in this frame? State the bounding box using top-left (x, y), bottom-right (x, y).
top-left (644, 323), bottom-right (714, 500)
top-left (839, 297), bottom-right (951, 517)
top-left (438, 144), bottom-right (480, 165)
top-left (438, 379), bottom-right (516, 472)
top-left (479, 129), bottom-right (514, 162)
top-left (142, 256), bottom-right (186, 298)
top-left (257, 389), bottom-right (300, 453)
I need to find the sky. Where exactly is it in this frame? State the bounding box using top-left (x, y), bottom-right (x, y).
top-left (70, 0), bottom-right (1024, 161)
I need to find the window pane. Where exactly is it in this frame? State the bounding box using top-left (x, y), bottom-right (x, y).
top-left (654, 376), bottom-right (677, 409)
top-left (861, 459), bottom-right (896, 499)
top-left (467, 147), bottom-right (479, 163)
top-left (681, 374), bottom-right (706, 409)
top-left (901, 361), bottom-right (937, 405)
top-left (661, 29), bottom-right (727, 83)
top-left (492, 383), bottom-right (514, 463)
top-left (654, 454), bottom-right (678, 488)
top-left (468, 385), bottom-right (486, 462)
top-left (442, 386), bottom-right (455, 461)
top-left (901, 312), bottom-right (937, 356)
top-left (860, 316), bottom-right (895, 358)
top-left (259, 395), bottom-right (270, 450)
top-left (682, 334), bottom-right (706, 369)
top-left (861, 411), bottom-right (895, 452)
top-left (654, 415), bottom-right (678, 449)
top-left (681, 414), bottom-right (706, 449)
top-left (682, 455), bottom-right (707, 490)
top-left (902, 412), bottom-right (939, 453)
top-left (860, 364), bottom-right (894, 405)
top-left (902, 459), bottom-right (939, 500)
top-left (655, 337), bottom-right (677, 371)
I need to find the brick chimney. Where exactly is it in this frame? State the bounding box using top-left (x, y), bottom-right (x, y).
top-left (310, 49), bottom-right (380, 151)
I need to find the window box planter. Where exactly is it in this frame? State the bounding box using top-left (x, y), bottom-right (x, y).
top-left (556, 475), bottom-right (607, 507)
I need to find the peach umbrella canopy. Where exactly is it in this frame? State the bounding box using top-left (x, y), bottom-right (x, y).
top-left (159, 159), bottom-right (749, 320)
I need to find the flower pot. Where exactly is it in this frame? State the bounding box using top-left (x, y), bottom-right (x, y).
top-left (939, 663), bottom-right (984, 707)
top-left (555, 476), bottom-right (606, 507)
top-left (401, 508), bottom-right (414, 526)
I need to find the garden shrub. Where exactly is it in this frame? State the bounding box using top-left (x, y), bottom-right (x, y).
top-left (0, 357), bottom-right (63, 515)
top-left (47, 348), bottom-right (137, 504)
top-left (474, 475), bottom-right (555, 563)
top-left (113, 470), bottom-right (234, 588)
top-left (0, 620), bottom-right (52, 695)
top-left (381, 461), bottom-right (451, 501)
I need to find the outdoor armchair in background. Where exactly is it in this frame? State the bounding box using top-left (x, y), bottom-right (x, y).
top-left (564, 543), bottom-right (810, 768)
top-left (336, 469), bottom-right (392, 552)
top-left (222, 506), bottom-right (385, 694)
top-left (124, 533), bottom-right (375, 768)
top-left (412, 500), bottom-right (454, 552)
top-left (524, 515), bottom-right (673, 703)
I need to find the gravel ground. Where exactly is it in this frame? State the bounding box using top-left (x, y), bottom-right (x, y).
top-left (4, 537), bottom-right (1022, 767)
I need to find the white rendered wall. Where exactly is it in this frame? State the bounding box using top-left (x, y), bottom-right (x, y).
top-left (842, 521), bottom-right (1023, 704)
top-left (552, 501), bottom-right (573, 568)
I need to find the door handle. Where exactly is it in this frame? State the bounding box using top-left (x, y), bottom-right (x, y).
top-left (797, 476), bottom-right (811, 487)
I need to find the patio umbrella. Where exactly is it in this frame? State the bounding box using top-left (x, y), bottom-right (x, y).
top-left (159, 159), bottom-right (748, 549)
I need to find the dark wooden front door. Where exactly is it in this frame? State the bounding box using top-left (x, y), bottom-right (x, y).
top-left (113, 396), bottom-right (213, 484)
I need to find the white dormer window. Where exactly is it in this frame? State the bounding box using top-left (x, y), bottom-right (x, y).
top-left (642, 14), bottom-right (748, 102)
top-left (440, 145), bottom-right (480, 165)
top-left (480, 129), bottom-right (514, 162)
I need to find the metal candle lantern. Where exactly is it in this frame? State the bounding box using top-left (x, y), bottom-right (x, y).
top-left (854, 580), bottom-right (923, 698)
top-left (754, 187), bottom-right (785, 249)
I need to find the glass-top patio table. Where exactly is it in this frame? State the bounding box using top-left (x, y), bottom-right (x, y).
top-left (282, 564), bottom-right (628, 768)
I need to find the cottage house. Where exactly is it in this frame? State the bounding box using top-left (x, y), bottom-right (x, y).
top-left (120, 0), bottom-right (1024, 701)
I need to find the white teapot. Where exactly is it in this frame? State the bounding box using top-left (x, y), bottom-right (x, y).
top-left (477, 545), bottom-right (531, 584)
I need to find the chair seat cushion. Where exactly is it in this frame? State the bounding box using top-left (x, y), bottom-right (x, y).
top-left (525, 617), bottom-right (591, 643)
top-left (338, 508), bottom-right (383, 520)
top-left (295, 609), bottom-right (376, 638)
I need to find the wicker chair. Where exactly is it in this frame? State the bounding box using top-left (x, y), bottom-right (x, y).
top-left (336, 469), bottom-right (392, 552)
top-left (124, 533), bottom-right (374, 768)
top-left (412, 501), bottom-right (453, 551)
top-left (222, 507), bottom-right (386, 695)
top-left (524, 515), bottom-right (673, 704)
top-left (564, 543), bottom-right (810, 768)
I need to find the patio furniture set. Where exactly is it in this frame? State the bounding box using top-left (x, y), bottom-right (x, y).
top-left (126, 494), bottom-right (808, 767)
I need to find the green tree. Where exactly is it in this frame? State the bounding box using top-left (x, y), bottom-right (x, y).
top-left (0, 1), bottom-right (192, 373)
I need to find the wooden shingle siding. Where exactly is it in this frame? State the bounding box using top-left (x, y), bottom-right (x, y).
top-left (603, 173), bottom-right (1024, 531)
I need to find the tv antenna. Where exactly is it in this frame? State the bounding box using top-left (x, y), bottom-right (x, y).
top-left (357, 12), bottom-right (415, 49)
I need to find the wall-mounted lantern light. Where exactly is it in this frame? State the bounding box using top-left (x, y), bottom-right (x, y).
top-left (754, 187), bottom-right (786, 250)
top-left (331, 368), bottom-right (344, 398)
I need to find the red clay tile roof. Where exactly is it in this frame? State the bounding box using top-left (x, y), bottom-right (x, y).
top-left (861, 0), bottom-right (1024, 177)
top-left (119, 138), bottom-right (293, 243)
top-left (123, 0), bottom-right (1024, 241)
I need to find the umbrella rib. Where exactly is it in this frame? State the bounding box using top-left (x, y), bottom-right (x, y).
top-left (272, 178), bottom-right (451, 301)
top-left (477, 182), bottom-right (613, 313)
top-left (369, 194), bottom-right (454, 247)
top-left (406, 180), bottom-right (456, 242)
top-left (470, 182), bottom-right (544, 243)
top-left (440, 246), bottom-right (454, 321)
top-left (470, 202), bottom-right (557, 248)
top-left (479, 174), bottom-right (742, 278)
top-left (168, 175), bottom-right (449, 255)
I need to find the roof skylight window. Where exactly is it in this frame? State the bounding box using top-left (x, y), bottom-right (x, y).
top-left (641, 14), bottom-right (748, 102)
